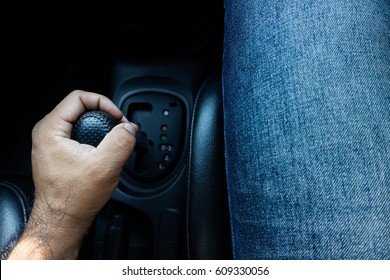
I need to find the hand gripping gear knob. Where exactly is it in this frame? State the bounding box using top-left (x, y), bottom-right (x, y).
top-left (71, 110), bottom-right (147, 151)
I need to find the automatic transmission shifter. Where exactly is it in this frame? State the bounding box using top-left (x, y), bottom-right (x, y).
top-left (71, 110), bottom-right (147, 150)
top-left (72, 96), bottom-right (184, 185)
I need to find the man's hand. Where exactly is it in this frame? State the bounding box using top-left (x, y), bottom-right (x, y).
top-left (8, 90), bottom-right (138, 259)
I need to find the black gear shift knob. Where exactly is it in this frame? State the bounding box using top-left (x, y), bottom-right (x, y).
top-left (71, 110), bottom-right (118, 147)
top-left (72, 110), bottom-right (147, 151)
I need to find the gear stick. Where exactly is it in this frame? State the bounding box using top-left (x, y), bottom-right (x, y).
top-left (71, 110), bottom-right (147, 150)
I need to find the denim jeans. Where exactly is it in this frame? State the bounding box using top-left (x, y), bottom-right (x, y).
top-left (222, 0), bottom-right (389, 259)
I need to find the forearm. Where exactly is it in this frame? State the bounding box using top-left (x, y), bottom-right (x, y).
top-left (7, 236), bottom-right (54, 260)
top-left (7, 200), bottom-right (91, 260)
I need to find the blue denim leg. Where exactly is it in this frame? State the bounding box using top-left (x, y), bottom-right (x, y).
top-left (222, 0), bottom-right (390, 259)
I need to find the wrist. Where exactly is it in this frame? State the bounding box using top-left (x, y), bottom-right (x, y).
top-left (24, 215), bottom-right (85, 259)
top-left (8, 236), bottom-right (53, 260)
top-left (14, 199), bottom-right (92, 259)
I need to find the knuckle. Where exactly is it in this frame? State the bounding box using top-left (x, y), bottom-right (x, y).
top-left (69, 89), bottom-right (84, 97)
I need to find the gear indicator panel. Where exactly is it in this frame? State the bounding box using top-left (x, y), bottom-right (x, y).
top-left (121, 92), bottom-right (185, 185)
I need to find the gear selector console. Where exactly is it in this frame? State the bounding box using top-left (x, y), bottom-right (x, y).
top-left (72, 58), bottom-right (206, 259)
top-left (111, 74), bottom-right (192, 200)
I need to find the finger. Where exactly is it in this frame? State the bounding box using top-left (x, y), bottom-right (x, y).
top-left (43, 90), bottom-right (124, 139)
top-left (52, 90), bottom-right (124, 124)
top-left (95, 122), bottom-right (138, 168)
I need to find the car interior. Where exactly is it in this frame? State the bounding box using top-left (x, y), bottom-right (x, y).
top-left (0, 0), bottom-right (232, 259)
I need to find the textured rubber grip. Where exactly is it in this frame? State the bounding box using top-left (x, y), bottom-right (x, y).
top-left (71, 110), bottom-right (118, 147)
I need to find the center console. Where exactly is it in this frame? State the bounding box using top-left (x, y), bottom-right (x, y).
top-left (75, 0), bottom-right (227, 259)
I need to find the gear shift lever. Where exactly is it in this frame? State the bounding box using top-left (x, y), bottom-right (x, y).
top-left (72, 93), bottom-right (184, 183)
top-left (71, 110), bottom-right (147, 150)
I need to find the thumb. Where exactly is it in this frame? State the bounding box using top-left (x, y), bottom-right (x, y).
top-left (96, 122), bottom-right (138, 168)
